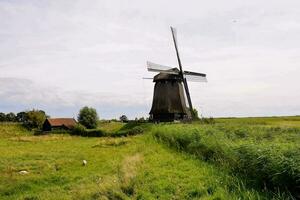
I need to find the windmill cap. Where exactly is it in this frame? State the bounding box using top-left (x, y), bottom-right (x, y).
top-left (153, 72), bottom-right (182, 82)
top-left (153, 68), bottom-right (181, 82)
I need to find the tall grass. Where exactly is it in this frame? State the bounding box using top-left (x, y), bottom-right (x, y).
top-left (0, 123), bottom-right (267, 199)
top-left (0, 122), bottom-right (31, 137)
top-left (69, 122), bottom-right (151, 137)
top-left (152, 124), bottom-right (300, 199)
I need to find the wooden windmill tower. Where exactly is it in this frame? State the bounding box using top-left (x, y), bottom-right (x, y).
top-left (147, 27), bottom-right (207, 122)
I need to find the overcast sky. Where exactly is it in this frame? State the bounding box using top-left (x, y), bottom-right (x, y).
top-left (0, 0), bottom-right (300, 119)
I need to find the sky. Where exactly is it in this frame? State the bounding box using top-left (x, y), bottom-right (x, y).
top-left (0, 0), bottom-right (300, 119)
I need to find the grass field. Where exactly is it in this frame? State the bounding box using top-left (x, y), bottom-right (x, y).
top-left (0, 117), bottom-right (299, 199)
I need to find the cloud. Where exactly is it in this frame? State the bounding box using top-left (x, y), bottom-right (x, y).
top-left (0, 77), bottom-right (151, 118)
top-left (0, 0), bottom-right (300, 118)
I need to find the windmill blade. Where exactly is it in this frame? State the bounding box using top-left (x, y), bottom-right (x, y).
top-left (147, 61), bottom-right (179, 74)
top-left (184, 71), bottom-right (207, 82)
top-left (171, 26), bottom-right (193, 116)
top-left (184, 71), bottom-right (206, 77)
top-left (185, 74), bottom-right (207, 82)
top-left (147, 61), bottom-right (173, 71)
top-left (170, 27), bottom-right (183, 73)
top-left (170, 26), bottom-right (178, 46)
top-left (142, 77), bottom-right (153, 80)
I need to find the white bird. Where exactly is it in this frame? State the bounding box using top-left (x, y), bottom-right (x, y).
top-left (82, 160), bottom-right (87, 166)
top-left (19, 170), bottom-right (29, 175)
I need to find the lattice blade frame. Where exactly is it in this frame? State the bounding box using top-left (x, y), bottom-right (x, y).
top-left (147, 61), bottom-right (179, 74)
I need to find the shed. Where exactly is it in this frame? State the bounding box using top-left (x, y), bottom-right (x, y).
top-left (43, 118), bottom-right (77, 131)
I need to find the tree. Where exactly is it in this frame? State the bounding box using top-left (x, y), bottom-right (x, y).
top-left (0, 112), bottom-right (6, 122)
top-left (191, 108), bottom-right (199, 120)
top-left (23, 109), bottom-right (47, 129)
top-left (16, 112), bottom-right (27, 122)
top-left (6, 112), bottom-right (16, 122)
top-left (77, 106), bottom-right (99, 129)
top-left (138, 117), bottom-right (145, 122)
top-left (119, 115), bottom-right (128, 122)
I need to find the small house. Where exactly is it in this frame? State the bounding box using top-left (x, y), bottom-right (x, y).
top-left (43, 118), bottom-right (77, 131)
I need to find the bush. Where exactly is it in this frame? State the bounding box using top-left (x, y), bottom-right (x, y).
top-left (77, 106), bottom-right (99, 129)
top-left (16, 112), bottom-right (27, 122)
top-left (86, 129), bottom-right (105, 137)
top-left (71, 124), bottom-right (104, 137)
top-left (0, 112), bottom-right (6, 122)
top-left (5, 112), bottom-right (16, 122)
top-left (113, 126), bottom-right (144, 137)
top-left (71, 124), bottom-right (87, 135)
top-left (128, 126), bottom-right (144, 135)
top-left (119, 115), bottom-right (128, 122)
top-left (71, 121), bottom-right (147, 138)
top-left (23, 110), bottom-right (47, 129)
top-left (191, 108), bottom-right (200, 120)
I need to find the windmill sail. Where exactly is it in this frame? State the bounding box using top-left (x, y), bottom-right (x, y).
top-left (171, 27), bottom-right (178, 46)
top-left (142, 77), bottom-right (153, 80)
top-left (185, 75), bottom-right (207, 82)
top-left (170, 27), bottom-right (183, 72)
top-left (171, 26), bottom-right (193, 115)
top-left (147, 61), bottom-right (179, 74)
top-left (184, 71), bottom-right (207, 82)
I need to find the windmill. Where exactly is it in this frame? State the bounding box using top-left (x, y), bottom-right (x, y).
top-left (147, 27), bottom-right (207, 122)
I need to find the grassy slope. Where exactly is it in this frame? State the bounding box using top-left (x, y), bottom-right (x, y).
top-left (0, 122), bottom-right (266, 200)
top-left (153, 116), bottom-right (300, 199)
top-left (0, 123), bottom-right (31, 138)
top-left (99, 121), bottom-right (124, 133)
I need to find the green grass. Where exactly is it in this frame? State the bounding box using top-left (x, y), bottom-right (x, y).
top-left (71, 122), bottom-right (149, 137)
top-left (0, 117), bottom-right (299, 199)
top-left (0, 125), bottom-right (259, 200)
top-left (98, 121), bottom-right (125, 133)
top-left (0, 123), bottom-right (31, 138)
top-left (153, 117), bottom-right (300, 199)
top-left (215, 116), bottom-right (300, 127)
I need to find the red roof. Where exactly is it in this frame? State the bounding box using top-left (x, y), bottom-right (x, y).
top-left (46, 118), bottom-right (77, 128)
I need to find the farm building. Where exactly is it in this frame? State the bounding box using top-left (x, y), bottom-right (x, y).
top-left (43, 118), bottom-right (77, 131)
